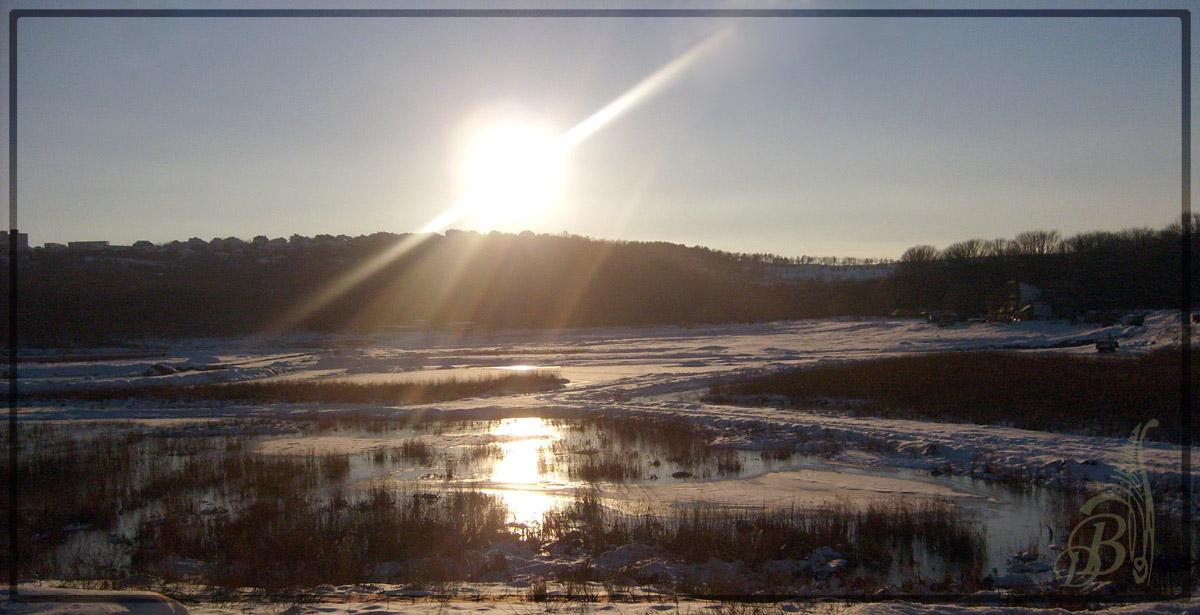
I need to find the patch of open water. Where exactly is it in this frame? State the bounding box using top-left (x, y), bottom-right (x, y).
top-left (254, 416), bottom-right (1065, 575)
top-left (291, 363), bottom-right (730, 387)
top-left (30, 415), bottom-right (1072, 587)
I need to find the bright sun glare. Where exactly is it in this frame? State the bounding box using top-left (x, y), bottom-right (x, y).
top-left (460, 122), bottom-right (565, 225)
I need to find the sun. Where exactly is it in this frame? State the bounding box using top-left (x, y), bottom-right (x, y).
top-left (459, 121), bottom-right (565, 226)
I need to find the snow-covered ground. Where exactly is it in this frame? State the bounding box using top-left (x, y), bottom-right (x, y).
top-left (9, 311), bottom-right (1194, 614)
top-left (17, 311), bottom-right (1187, 491)
top-left (6, 583), bottom-right (1200, 615)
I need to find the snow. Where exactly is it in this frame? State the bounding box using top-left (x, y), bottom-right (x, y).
top-left (24, 313), bottom-right (1184, 493)
top-left (2, 585), bottom-right (189, 615)
top-left (10, 311), bottom-right (1194, 613)
top-left (7, 582), bottom-right (1200, 615)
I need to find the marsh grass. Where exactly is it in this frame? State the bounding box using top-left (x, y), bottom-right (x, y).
top-left (397, 438), bottom-right (438, 466)
top-left (572, 452), bottom-right (644, 482)
top-left (705, 349), bottom-right (1191, 441)
top-left (3, 420), bottom-right (415, 585)
top-left (30, 370), bottom-right (565, 405)
top-left (136, 486), bottom-right (515, 589)
top-left (540, 491), bottom-right (985, 588)
top-left (550, 416), bottom-right (745, 482)
top-left (11, 415), bottom-right (1140, 594)
top-left (3, 418), bottom-right (541, 589)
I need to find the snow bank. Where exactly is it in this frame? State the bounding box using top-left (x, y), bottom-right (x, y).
top-left (1, 585), bottom-right (188, 615)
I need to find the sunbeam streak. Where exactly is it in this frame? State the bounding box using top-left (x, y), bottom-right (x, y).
top-left (558, 26), bottom-right (735, 151)
top-left (269, 26), bottom-right (736, 334)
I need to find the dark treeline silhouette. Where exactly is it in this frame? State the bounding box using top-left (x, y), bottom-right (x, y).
top-left (4, 221), bottom-right (1191, 346)
top-left (5, 231), bottom-right (881, 346)
top-left (887, 220), bottom-right (1195, 318)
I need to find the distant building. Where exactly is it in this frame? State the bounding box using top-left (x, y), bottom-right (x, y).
top-left (1018, 283), bottom-right (1054, 320)
top-left (68, 240), bottom-right (110, 251)
top-left (765, 262), bottom-right (895, 282)
top-left (43, 242), bottom-right (66, 251)
top-left (0, 231), bottom-right (29, 251)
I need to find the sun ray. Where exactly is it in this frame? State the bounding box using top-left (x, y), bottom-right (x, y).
top-left (558, 26), bottom-right (735, 151)
top-left (268, 26), bottom-right (736, 335)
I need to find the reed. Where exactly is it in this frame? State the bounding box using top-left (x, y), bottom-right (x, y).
top-left (706, 348), bottom-right (1191, 441)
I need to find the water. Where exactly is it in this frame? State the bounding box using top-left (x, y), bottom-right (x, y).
top-left (28, 416), bottom-right (1071, 586)
top-left (329, 363), bottom-right (730, 387)
top-left (255, 416), bottom-right (1065, 574)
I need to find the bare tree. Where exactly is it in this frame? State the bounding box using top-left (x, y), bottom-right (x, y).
top-left (941, 238), bottom-right (987, 260)
top-left (982, 238), bottom-right (1013, 257)
top-left (1011, 230), bottom-right (1062, 255)
top-left (1166, 213), bottom-right (1200, 236)
top-left (900, 244), bottom-right (940, 262)
top-left (1064, 231), bottom-right (1120, 253)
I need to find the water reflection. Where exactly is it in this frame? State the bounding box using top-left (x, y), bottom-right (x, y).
top-left (490, 417), bottom-right (555, 485)
top-left (487, 417), bottom-right (564, 525)
top-left (309, 416), bottom-right (1066, 566)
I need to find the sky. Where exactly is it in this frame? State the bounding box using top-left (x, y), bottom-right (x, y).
top-left (2, 1), bottom-right (1193, 259)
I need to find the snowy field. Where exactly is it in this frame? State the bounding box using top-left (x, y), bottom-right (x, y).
top-left (6, 583), bottom-right (1200, 615)
top-left (16, 311), bottom-right (1187, 489)
top-left (7, 312), bottom-right (1196, 614)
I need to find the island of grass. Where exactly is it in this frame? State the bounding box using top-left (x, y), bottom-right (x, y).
top-left (704, 348), bottom-right (1193, 442)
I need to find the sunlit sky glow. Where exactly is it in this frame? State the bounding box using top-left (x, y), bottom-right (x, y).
top-left (4, 2), bottom-right (1192, 259)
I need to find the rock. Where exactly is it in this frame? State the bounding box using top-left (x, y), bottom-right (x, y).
top-left (1025, 561), bottom-right (1052, 573)
top-left (629, 559), bottom-right (673, 583)
top-left (812, 558), bottom-right (848, 578)
top-left (546, 536), bottom-right (584, 557)
top-left (993, 573), bottom-right (1033, 589)
top-left (148, 363), bottom-right (178, 375)
top-left (594, 542), bottom-right (656, 572)
top-left (763, 559), bottom-right (807, 577)
top-left (118, 573), bottom-right (159, 588)
top-left (812, 546), bottom-right (842, 562)
top-left (157, 555), bottom-right (204, 577)
top-left (485, 539), bottom-right (532, 560)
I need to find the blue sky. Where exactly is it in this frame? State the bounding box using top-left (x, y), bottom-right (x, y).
top-left (3, 2), bottom-right (1192, 259)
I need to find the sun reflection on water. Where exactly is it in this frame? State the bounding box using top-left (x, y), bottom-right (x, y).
top-left (488, 417), bottom-right (565, 525)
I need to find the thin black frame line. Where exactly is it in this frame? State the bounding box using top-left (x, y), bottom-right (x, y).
top-left (4, 6), bottom-right (1192, 604)
top-left (4, 8), bottom-right (1194, 19)
top-left (6, 6), bottom-right (17, 600)
top-left (2, 591), bottom-right (1194, 605)
top-left (1180, 10), bottom-right (1194, 602)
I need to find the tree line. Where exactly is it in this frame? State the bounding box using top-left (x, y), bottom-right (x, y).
top-left (3, 222), bottom-right (1192, 346)
top-left (5, 231), bottom-right (867, 345)
top-left (888, 220), bottom-right (1196, 316)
